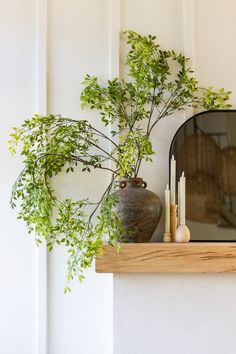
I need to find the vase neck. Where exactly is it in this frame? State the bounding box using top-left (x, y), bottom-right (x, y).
top-left (119, 178), bottom-right (147, 189)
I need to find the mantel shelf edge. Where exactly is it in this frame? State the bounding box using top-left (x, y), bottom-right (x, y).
top-left (95, 243), bottom-right (236, 273)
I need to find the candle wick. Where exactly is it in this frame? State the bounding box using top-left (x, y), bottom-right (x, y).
top-left (171, 155), bottom-right (175, 160)
top-left (166, 184), bottom-right (169, 189)
top-left (182, 171), bottom-right (185, 177)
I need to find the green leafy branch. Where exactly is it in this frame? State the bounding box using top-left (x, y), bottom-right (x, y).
top-left (9, 30), bottom-right (232, 290)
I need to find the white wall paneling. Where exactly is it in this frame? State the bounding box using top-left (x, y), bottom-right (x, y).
top-left (35, 0), bottom-right (48, 353)
top-left (182, 0), bottom-right (195, 69)
top-left (47, 1), bottom-right (113, 354)
top-left (194, 0), bottom-right (236, 104)
top-left (109, 0), bottom-right (120, 79)
top-left (114, 1), bottom-right (236, 354)
top-left (2, 1), bottom-right (236, 354)
top-left (1, 1), bottom-right (114, 354)
top-left (119, 0), bottom-right (185, 240)
top-left (0, 1), bottom-right (37, 354)
top-left (182, 0), bottom-right (195, 119)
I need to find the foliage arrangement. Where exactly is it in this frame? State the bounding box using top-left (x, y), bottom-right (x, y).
top-left (9, 30), bottom-right (231, 291)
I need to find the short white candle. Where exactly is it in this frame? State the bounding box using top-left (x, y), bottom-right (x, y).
top-left (180, 172), bottom-right (186, 225)
top-left (170, 155), bottom-right (176, 205)
top-left (164, 184), bottom-right (170, 233)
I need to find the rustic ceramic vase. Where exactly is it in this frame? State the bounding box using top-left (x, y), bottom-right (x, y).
top-left (115, 178), bottom-right (162, 242)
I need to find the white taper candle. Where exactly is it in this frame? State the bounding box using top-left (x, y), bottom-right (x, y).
top-left (164, 184), bottom-right (170, 233)
top-left (180, 172), bottom-right (186, 225)
top-left (170, 155), bottom-right (176, 205)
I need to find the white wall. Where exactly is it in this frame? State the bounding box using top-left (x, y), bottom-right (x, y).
top-left (0, 1), bottom-right (113, 354)
top-left (47, 2), bottom-right (113, 354)
top-left (114, 1), bottom-right (236, 354)
top-left (114, 274), bottom-right (236, 354)
top-left (0, 1), bottom-right (37, 353)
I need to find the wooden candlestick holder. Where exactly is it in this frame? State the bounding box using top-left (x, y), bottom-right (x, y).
top-left (163, 232), bottom-right (172, 243)
top-left (170, 204), bottom-right (177, 242)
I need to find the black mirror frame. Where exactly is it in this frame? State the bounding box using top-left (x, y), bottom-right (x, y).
top-left (169, 109), bottom-right (236, 242)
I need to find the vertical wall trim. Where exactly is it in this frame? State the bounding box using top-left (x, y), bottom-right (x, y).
top-left (108, 0), bottom-right (121, 148)
top-left (108, 1), bottom-right (120, 353)
top-left (182, 0), bottom-right (195, 70)
top-left (36, 0), bottom-right (48, 353)
top-left (37, 0), bottom-right (47, 113)
top-left (182, 0), bottom-right (195, 119)
top-left (109, 0), bottom-right (120, 79)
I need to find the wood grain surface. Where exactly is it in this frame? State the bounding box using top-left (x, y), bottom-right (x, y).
top-left (96, 243), bottom-right (236, 273)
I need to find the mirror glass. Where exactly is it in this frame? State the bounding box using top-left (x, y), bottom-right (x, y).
top-left (170, 110), bottom-right (236, 241)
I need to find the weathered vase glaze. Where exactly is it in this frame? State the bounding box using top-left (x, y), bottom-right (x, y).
top-left (116, 178), bottom-right (162, 242)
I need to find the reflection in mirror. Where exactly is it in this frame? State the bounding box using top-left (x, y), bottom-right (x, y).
top-left (170, 110), bottom-right (236, 241)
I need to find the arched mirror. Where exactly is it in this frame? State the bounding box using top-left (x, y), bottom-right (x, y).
top-left (170, 110), bottom-right (236, 241)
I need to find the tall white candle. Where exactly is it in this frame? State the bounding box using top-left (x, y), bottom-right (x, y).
top-left (177, 180), bottom-right (181, 226)
top-left (180, 172), bottom-right (186, 225)
top-left (164, 184), bottom-right (170, 233)
top-left (170, 155), bottom-right (176, 205)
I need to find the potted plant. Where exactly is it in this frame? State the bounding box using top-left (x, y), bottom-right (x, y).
top-left (9, 30), bottom-right (231, 291)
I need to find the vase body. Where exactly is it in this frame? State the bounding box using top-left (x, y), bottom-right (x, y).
top-left (115, 178), bottom-right (162, 242)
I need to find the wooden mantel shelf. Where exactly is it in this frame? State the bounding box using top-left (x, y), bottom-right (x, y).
top-left (96, 243), bottom-right (236, 273)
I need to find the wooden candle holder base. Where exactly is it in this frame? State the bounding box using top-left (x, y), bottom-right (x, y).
top-left (163, 232), bottom-right (172, 243)
top-left (170, 204), bottom-right (177, 242)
